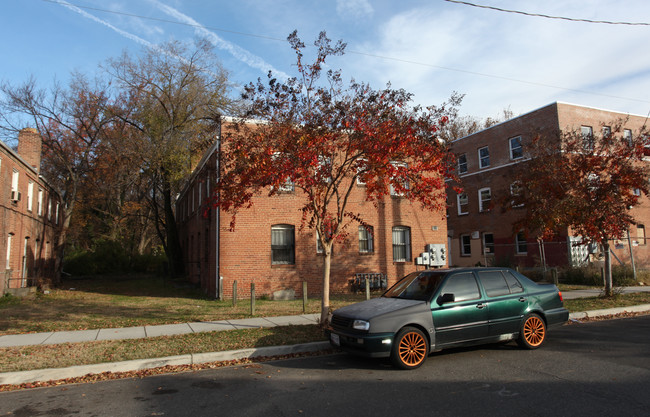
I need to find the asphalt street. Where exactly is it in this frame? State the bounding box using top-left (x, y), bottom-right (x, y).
top-left (1, 315), bottom-right (648, 417)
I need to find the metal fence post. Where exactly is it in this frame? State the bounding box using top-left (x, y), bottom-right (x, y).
top-left (251, 283), bottom-right (255, 315)
top-left (233, 280), bottom-right (238, 307)
top-left (302, 281), bottom-right (308, 313)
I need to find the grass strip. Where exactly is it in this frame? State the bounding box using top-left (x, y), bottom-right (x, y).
top-left (0, 325), bottom-right (326, 373)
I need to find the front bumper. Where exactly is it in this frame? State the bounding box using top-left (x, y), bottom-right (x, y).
top-left (324, 326), bottom-right (394, 358)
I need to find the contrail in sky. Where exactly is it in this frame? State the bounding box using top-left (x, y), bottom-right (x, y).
top-left (149, 0), bottom-right (290, 81)
top-left (56, 0), bottom-right (158, 51)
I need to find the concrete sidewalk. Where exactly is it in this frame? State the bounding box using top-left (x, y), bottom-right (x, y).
top-left (0, 314), bottom-right (320, 348)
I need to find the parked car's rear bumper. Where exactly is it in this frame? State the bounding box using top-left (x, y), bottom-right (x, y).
top-left (545, 307), bottom-right (570, 328)
top-left (324, 327), bottom-right (394, 358)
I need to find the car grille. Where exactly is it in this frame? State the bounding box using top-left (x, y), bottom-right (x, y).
top-left (331, 314), bottom-right (352, 329)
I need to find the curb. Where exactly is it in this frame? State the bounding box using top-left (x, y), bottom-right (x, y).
top-left (0, 341), bottom-right (332, 386)
top-left (568, 303), bottom-right (650, 320)
top-left (3, 304), bottom-right (650, 386)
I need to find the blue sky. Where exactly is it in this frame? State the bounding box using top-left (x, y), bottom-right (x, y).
top-left (2, 0), bottom-right (650, 121)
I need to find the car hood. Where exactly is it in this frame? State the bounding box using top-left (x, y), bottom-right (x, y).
top-left (333, 297), bottom-right (424, 321)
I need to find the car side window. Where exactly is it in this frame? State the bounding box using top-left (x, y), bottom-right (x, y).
top-left (503, 271), bottom-right (524, 294)
top-left (477, 270), bottom-right (510, 297)
top-left (440, 273), bottom-right (480, 302)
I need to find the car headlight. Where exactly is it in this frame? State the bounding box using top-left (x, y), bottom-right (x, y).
top-left (352, 320), bottom-right (370, 331)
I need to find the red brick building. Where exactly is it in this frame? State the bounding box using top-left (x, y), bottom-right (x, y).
top-left (447, 102), bottom-right (650, 270)
top-left (1, 128), bottom-right (61, 295)
top-left (176, 120), bottom-right (449, 299)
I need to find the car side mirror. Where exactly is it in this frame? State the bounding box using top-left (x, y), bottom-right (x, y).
top-left (438, 293), bottom-right (455, 304)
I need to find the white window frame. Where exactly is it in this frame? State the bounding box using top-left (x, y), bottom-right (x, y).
top-left (509, 136), bottom-right (523, 160)
top-left (27, 181), bottom-right (34, 212)
top-left (457, 192), bottom-right (468, 215)
top-left (624, 129), bottom-right (633, 146)
top-left (356, 158), bottom-right (368, 185)
top-left (478, 187), bottom-right (491, 212)
top-left (392, 226), bottom-right (411, 262)
top-left (271, 224), bottom-right (295, 265)
top-left (272, 152), bottom-right (295, 192)
top-left (6, 234), bottom-right (13, 270)
top-left (457, 153), bottom-right (467, 174)
top-left (55, 202), bottom-right (60, 225)
top-left (460, 234), bottom-right (471, 256)
top-left (515, 232), bottom-right (528, 254)
top-left (358, 225), bottom-right (374, 254)
top-left (510, 181), bottom-right (524, 208)
top-left (478, 146), bottom-right (490, 169)
top-left (483, 233), bottom-right (494, 254)
top-left (37, 188), bottom-right (43, 216)
top-left (390, 162), bottom-right (409, 196)
top-left (581, 126), bottom-right (594, 151)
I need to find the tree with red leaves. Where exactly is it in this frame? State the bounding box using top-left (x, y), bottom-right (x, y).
top-left (510, 121), bottom-right (650, 296)
top-left (217, 31), bottom-right (461, 322)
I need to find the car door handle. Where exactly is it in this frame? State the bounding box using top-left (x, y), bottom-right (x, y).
top-left (518, 297), bottom-right (526, 302)
top-left (476, 303), bottom-right (486, 309)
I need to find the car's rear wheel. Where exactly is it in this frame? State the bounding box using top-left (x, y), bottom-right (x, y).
top-left (391, 326), bottom-right (429, 370)
top-left (517, 313), bottom-right (546, 349)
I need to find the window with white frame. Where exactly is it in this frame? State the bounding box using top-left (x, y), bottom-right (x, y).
top-left (27, 181), bottom-right (34, 211)
top-left (55, 202), bottom-right (60, 225)
top-left (602, 126), bottom-right (611, 138)
top-left (624, 129), bottom-right (633, 146)
top-left (483, 233), bottom-right (494, 254)
top-left (37, 188), bottom-right (43, 216)
top-left (478, 187), bottom-right (491, 212)
top-left (316, 231), bottom-right (323, 254)
top-left (6, 234), bottom-right (14, 270)
top-left (509, 136), bottom-right (523, 160)
top-left (271, 224), bottom-right (295, 264)
top-left (510, 181), bottom-right (524, 208)
top-left (272, 153), bottom-right (295, 192)
top-left (457, 192), bottom-right (468, 215)
top-left (356, 158), bottom-right (368, 185)
top-left (390, 162), bottom-right (409, 196)
top-left (637, 224), bottom-right (646, 246)
top-left (11, 170), bottom-right (19, 201)
top-left (392, 226), bottom-right (411, 262)
top-left (460, 234), bottom-right (471, 256)
top-left (515, 232), bottom-right (527, 254)
top-left (358, 225), bottom-right (374, 253)
top-left (457, 153), bottom-right (467, 174)
top-left (478, 146), bottom-right (490, 168)
top-left (581, 126), bottom-right (594, 151)
top-left (48, 198), bottom-right (52, 220)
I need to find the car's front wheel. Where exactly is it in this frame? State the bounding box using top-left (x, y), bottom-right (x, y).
top-left (517, 313), bottom-right (546, 349)
top-left (391, 326), bottom-right (430, 370)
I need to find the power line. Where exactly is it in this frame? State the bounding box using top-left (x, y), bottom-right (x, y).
top-left (445, 0), bottom-right (650, 26)
top-left (39, 0), bottom-right (650, 105)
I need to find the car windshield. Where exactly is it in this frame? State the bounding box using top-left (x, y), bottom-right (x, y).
top-left (383, 271), bottom-right (446, 301)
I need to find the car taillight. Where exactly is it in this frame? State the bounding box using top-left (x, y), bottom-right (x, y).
top-left (558, 291), bottom-right (564, 302)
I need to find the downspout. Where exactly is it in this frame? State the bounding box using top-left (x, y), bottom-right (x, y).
top-left (215, 118), bottom-right (222, 299)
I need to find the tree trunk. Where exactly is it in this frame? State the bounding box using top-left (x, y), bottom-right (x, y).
top-left (161, 172), bottom-right (184, 277)
top-left (603, 240), bottom-right (613, 297)
top-left (320, 243), bottom-right (332, 324)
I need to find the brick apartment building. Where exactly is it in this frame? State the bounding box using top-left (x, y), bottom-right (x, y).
top-left (176, 120), bottom-right (449, 299)
top-left (0, 128), bottom-right (61, 295)
top-left (447, 102), bottom-right (650, 270)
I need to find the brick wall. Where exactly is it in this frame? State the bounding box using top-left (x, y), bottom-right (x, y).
top-left (0, 129), bottom-right (61, 294)
top-left (177, 124), bottom-right (449, 299)
top-left (447, 102), bottom-right (650, 270)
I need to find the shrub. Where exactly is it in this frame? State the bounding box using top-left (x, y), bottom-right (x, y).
top-left (63, 240), bottom-right (167, 276)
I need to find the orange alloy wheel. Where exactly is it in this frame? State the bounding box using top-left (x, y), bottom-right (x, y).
top-left (398, 331), bottom-right (427, 366)
top-left (523, 315), bottom-right (546, 347)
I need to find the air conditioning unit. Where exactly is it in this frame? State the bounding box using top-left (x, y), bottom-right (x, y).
top-left (11, 191), bottom-right (21, 202)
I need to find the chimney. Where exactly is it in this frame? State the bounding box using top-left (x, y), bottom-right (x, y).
top-left (17, 128), bottom-right (42, 173)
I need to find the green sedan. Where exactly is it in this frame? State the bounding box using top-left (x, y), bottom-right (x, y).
top-left (325, 267), bottom-right (569, 370)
